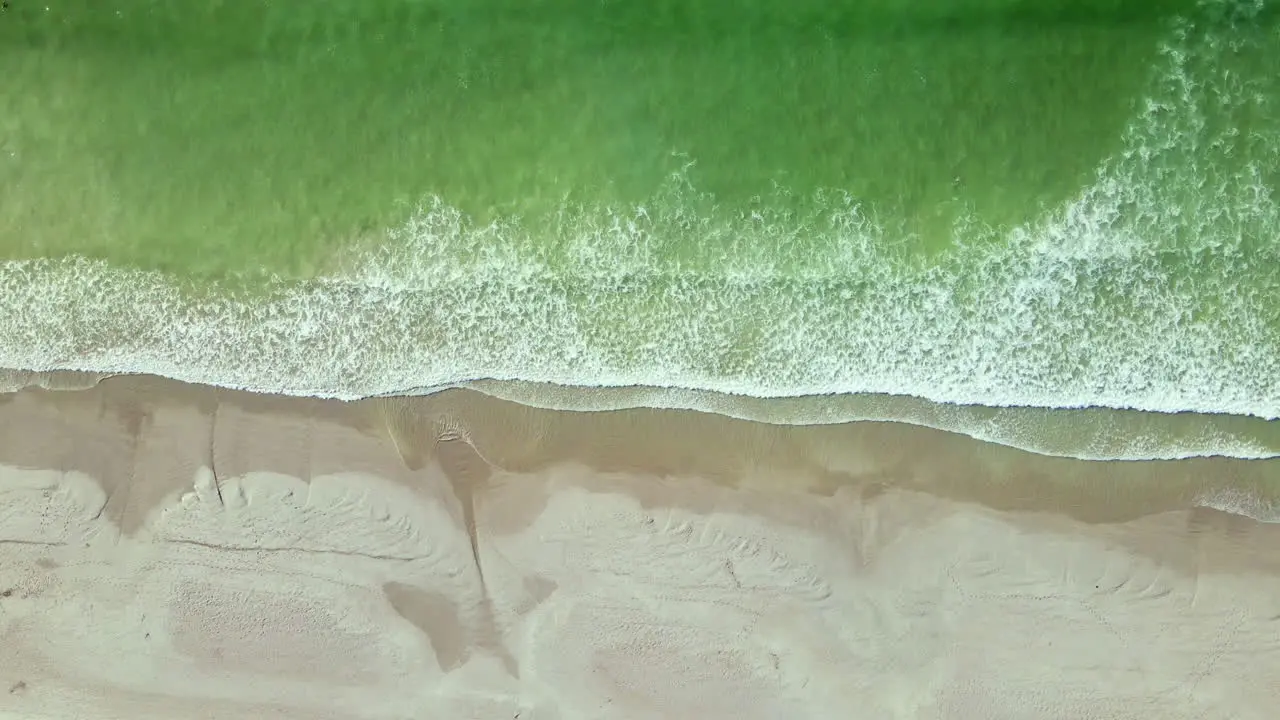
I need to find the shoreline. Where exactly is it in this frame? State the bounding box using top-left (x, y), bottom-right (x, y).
top-left (3, 373), bottom-right (1280, 718)
top-left (4, 368), bottom-right (1278, 462)
top-left (2, 374), bottom-right (1280, 717)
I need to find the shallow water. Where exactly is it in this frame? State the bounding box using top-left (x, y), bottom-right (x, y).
top-left (0, 0), bottom-right (1276, 459)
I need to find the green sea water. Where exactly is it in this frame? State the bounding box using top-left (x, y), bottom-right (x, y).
top-left (1, 0), bottom-right (1278, 460)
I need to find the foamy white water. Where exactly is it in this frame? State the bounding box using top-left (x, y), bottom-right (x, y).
top-left (0, 7), bottom-right (1277, 460)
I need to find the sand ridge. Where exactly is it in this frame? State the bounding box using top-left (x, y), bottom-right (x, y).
top-left (1, 376), bottom-right (1279, 719)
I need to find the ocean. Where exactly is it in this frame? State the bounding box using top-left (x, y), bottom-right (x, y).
top-left (1, 0), bottom-right (1277, 460)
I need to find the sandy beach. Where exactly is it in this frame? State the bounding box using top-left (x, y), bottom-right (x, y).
top-left (1, 374), bottom-right (1279, 719)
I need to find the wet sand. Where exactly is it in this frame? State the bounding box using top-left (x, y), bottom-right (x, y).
top-left (1, 374), bottom-right (1279, 719)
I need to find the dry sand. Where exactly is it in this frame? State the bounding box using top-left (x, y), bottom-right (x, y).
top-left (1, 374), bottom-right (1279, 719)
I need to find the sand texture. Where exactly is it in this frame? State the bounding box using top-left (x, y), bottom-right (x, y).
top-left (2, 376), bottom-right (1279, 719)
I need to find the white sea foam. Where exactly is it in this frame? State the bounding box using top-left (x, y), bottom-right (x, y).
top-left (1195, 488), bottom-right (1280, 522)
top-left (0, 5), bottom-right (1276, 460)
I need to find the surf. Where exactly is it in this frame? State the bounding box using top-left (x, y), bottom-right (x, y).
top-left (0, 0), bottom-right (1276, 461)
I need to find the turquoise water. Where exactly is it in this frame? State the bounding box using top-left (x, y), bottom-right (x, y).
top-left (0, 0), bottom-right (1277, 459)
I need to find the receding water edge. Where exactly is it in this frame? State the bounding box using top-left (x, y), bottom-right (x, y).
top-left (3, 367), bottom-right (1277, 462)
